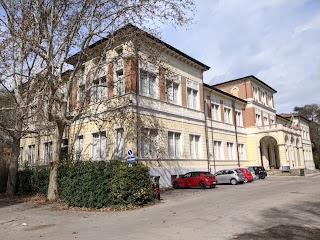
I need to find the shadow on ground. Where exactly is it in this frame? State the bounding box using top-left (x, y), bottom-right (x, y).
top-left (232, 201), bottom-right (320, 240)
top-left (234, 224), bottom-right (320, 240)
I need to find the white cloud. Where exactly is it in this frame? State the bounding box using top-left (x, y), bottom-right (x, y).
top-left (161, 0), bottom-right (320, 113)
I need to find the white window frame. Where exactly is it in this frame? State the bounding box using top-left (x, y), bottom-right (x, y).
top-left (214, 140), bottom-right (223, 160)
top-left (168, 131), bottom-right (182, 159)
top-left (187, 80), bottom-right (199, 109)
top-left (114, 127), bottom-right (124, 160)
top-left (227, 142), bottom-right (234, 160)
top-left (91, 76), bottom-right (107, 103)
top-left (29, 105), bottom-right (37, 122)
top-left (211, 102), bottom-right (221, 121)
top-left (76, 135), bottom-right (84, 161)
top-left (27, 144), bottom-right (35, 165)
top-left (253, 87), bottom-right (259, 102)
top-left (224, 107), bottom-right (233, 124)
top-left (19, 147), bottom-right (24, 165)
top-left (189, 134), bottom-right (201, 159)
top-left (43, 141), bottom-right (53, 165)
top-left (166, 72), bottom-right (181, 105)
top-left (255, 110), bottom-right (262, 126)
top-left (140, 128), bottom-right (159, 159)
top-left (235, 109), bottom-right (242, 126)
top-left (263, 115), bottom-right (269, 126)
top-left (238, 144), bottom-right (245, 160)
top-left (90, 131), bottom-right (107, 161)
top-left (114, 59), bottom-right (125, 96)
top-left (139, 60), bottom-right (159, 99)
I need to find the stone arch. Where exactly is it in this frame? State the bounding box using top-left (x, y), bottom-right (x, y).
top-left (259, 135), bottom-right (280, 169)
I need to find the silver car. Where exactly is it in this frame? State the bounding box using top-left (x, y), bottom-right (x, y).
top-left (214, 169), bottom-right (245, 185)
top-left (247, 167), bottom-right (258, 180)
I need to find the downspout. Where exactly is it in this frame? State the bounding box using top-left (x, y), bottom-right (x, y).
top-left (210, 90), bottom-right (216, 173)
top-left (204, 89), bottom-right (210, 172)
top-left (233, 100), bottom-right (240, 167)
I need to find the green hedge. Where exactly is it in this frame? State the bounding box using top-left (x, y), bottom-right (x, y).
top-left (58, 161), bottom-right (153, 208)
top-left (17, 166), bottom-right (50, 195)
top-left (2, 161), bottom-right (153, 208)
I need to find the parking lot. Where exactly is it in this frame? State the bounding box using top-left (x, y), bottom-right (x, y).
top-left (1, 175), bottom-right (320, 240)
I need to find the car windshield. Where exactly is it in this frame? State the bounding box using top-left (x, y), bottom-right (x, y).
top-left (235, 169), bottom-right (242, 174)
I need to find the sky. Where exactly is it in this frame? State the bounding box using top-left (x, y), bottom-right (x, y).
top-left (160, 0), bottom-right (320, 114)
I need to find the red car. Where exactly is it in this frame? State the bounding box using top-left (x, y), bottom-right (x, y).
top-left (172, 171), bottom-right (217, 189)
top-left (235, 168), bottom-right (253, 183)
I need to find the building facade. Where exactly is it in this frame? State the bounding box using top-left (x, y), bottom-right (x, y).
top-left (19, 26), bottom-right (315, 187)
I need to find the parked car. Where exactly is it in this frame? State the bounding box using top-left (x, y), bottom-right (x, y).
top-left (248, 166), bottom-right (267, 179)
top-left (214, 169), bottom-right (245, 185)
top-left (172, 171), bottom-right (217, 189)
top-left (247, 167), bottom-right (258, 180)
top-left (235, 168), bottom-right (253, 183)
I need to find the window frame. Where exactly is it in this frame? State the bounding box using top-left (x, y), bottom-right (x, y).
top-left (90, 131), bottom-right (107, 161)
top-left (189, 134), bottom-right (201, 159)
top-left (168, 131), bottom-right (182, 159)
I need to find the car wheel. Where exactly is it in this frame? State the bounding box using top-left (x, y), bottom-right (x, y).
top-left (210, 184), bottom-right (216, 189)
top-left (199, 181), bottom-right (206, 189)
top-left (230, 178), bottom-right (238, 185)
top-left (244, 177), bottom-right (248, 183)
top-left (173, 182), bottom-right (180, 189)
top-left (261, 176), bottom-right (266, 179)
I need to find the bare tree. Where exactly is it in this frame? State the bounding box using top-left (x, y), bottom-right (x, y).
top-left (0, 0), bottom-right (45, 196)
top-left (2, 0), bottom-right (195, 200)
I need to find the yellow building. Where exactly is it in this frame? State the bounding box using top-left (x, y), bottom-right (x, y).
top-left (20, 26), bottom-right (315, 187)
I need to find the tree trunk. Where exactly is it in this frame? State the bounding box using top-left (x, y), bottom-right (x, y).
top-left (5, 115), bottom-right (22, 196)
top-left (47, 121), bottom-right (65, 200)
top-left (5, 137), bottom-right (20, 196)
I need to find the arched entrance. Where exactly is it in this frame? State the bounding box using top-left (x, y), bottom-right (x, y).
top-left (259, 136), bottom-right (280, 169)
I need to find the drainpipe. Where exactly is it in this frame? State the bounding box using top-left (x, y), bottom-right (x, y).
top-left (204, 90), bottom-right (210, 172)
top-left (233, 100), bottom-right (240, 167)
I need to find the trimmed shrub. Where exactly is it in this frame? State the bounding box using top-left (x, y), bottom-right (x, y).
top-left (17, 166), bottom-right (50, 195)
top-left (58, 161), bottom-right (153, 208)
top-left (0, 161), bottom-right (8, 193)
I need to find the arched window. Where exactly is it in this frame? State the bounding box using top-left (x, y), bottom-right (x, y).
top-left (231, 87), bottom-right (239, 97)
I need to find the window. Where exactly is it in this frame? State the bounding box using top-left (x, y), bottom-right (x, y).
top-left (19, 147), bottom-right (23, 165)
top-left (255, 113), bottom-right (262, 126)
top-left (29, 106), bottom-right (37, 122)
top-left (224, 107), bottom-right (233, 124)
top-left (43, 142), bottom-right (52, 164)
top-left (261, 91), bottom-right (266, 105)
top-left (166, 80), bottom-right (180, 104)
top-left (227, 142), bottom-right (234, 160)
top-left (168, 132), bottom-right (181, 158)
top-left (235, 110), bottom-right (242, 126)
top-left (253, 87), bottom-right (259, 101)
top-left (238, 144), bottom-right (245, 160)
top-left (263, 116), bottom-right (269, 126)
top-left (214, 141), bottom-right (223, 160)
top-left (91, 131), bottom-right (107, 161)
top-left (189, 134), bottom-right (200, 159)
top-left (141, 129), bottom-right (159, 158)
top-left (187, 80), bottom-right (199, 109)
top-left (91, 77), bottom-right (107, 102)
top-left (27, 145), bottom-right (35, 165)
top-left (114, 128), bottom-right (124, 159)
top-left (268, 95), bottom-right (273, 107)
top-left (114, 70), bottom-right (125, 95)
top-left (211, 103), bottom-right (220, 121)
top-left (76, 135), bottom-right (84, 161)
top-left (140, 70), bottom-right (158, 98)
top-left (78, 84), bottom-right (86, 103)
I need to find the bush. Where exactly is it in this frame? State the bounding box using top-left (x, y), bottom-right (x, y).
top-left (17, 166), bottom-right (50, 195)
top-left (0, 161), bottom-right (8, 193)
top-left (58, 161), bottom-right (153, 208)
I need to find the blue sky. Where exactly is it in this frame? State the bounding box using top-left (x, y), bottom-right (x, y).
top-left (160, 0), bottom-right (320, 114)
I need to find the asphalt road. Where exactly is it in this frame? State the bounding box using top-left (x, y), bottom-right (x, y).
top-left (1, 175), bottom-right (320, 240)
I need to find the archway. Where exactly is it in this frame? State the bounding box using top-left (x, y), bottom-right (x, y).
top-left (259, 136), bottom-right (280, 169)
